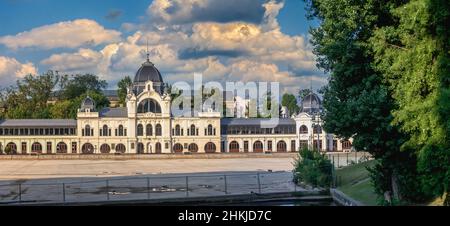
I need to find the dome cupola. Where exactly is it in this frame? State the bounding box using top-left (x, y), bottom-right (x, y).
top-left (133, 53), bottom-right (164, 95)
top-left (301, 92), bottom-right (322, 113)
top-left (81, 96), bottom-right (95, 112)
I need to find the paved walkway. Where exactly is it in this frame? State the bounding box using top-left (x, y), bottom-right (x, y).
top-left (0, 158), bottom-right (294, 180)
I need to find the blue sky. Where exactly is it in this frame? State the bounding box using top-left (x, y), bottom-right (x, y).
top-left (0, 0), bottom-right (324, 93)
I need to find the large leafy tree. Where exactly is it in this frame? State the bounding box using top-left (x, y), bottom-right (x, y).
top-left (304, 0), bottom-right (426, 203)
top-left (61, 74), bottom-right (107, 99)
top-left (371, 0), bottom-right (450, 203)
top-left (282, 93), bottom-right (300, 115)
top-left (117, 76), bottom-right (132, 105)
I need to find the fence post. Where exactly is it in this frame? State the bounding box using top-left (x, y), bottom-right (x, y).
top-left (106, 180), bottom-right (110, 201)
top-left (346, 152), bottom-right (349, 165)
top-left (185, 176), bottom-right (189, 197)
top-left (257, 173), bottom-right (261, 193)
top-left (62, 183), bottom-right (66, 203)
top-left (18, 183), bottom-right (22, 203)
top-left (332, 155), bottom-right (335, 168)
top-left (147, 177), bottom-right (150, 200)
top-left (224, 175), bottom-right (228, 194)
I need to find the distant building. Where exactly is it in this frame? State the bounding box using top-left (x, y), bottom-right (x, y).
top-left (0, 56), bottom-right (352, 154)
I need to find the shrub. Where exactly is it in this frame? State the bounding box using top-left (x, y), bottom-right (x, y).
top-left (293, 148), bottom-right (333, 188)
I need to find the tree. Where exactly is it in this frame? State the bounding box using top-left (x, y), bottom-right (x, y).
top-left (371, 0), bottom-right (450, 203)
top-left (304, 0), bottom-right (425, 204)
top-left (61, 74), bottom-right (107, 100)
top-left (117, 76), bottom-right (132, 105)
top-left (298, 88), bottom-right (312, 100)
top-left (282, 93), bottom-right (300, 115)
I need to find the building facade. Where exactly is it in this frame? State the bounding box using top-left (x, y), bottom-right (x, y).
top-left (0, 59), bottom-right (352, 155)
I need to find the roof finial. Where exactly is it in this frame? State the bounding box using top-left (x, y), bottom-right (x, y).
top-left (146, 38), bottom-right (150, 62)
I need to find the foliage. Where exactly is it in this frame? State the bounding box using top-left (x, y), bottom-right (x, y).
top-left (117, 76), bottom-right (132, 105)
top-left (3, 145), bottom-right (16, 155)
top-left (370, 0), bottom-right (450, 203)
top-left (61, 74), bottom-right (107, 100)
top-left (298, 88), bottom-right (312, 100)
top-left (293, 148), bottom-right (333, 188)
top-left (281, 93), bottom-right (300, 115)
top-left (1, 72), bottom-right (110, 119)
top-left (304, 0), bottom-right (427, 204)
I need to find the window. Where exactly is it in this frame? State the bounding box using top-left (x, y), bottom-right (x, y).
top-left (32, 142), bottom-right (42, 154)
top-left (46, 142), bottom-right (52, 154)
top-left (276, 141), bottom-right (287, 152)
top-left (313, 125), bottom-right (322, 134)
top-left (118, 125), bottom-right (124, 136)
top-left (156, 124), bottom-right (162, 136)
top-left (299, 125), bottom-right (308, 134)
top-left (137, 99), bottom-right (162, 113)
top-left (229, 141), bottom-right (240, 153)
top-left (102, 125), bottom-right (109, 136)
top-left (175, 125), bottom-right (181, 136)
top-left (57, 142), bottom-right (67, 154)
top-left (72, 142), bottom-right (77, 154)
top-left (253, 141), bottom-right (263, 153)
top-left (137, 124), bottom-right (144, 136)
top-left (207, 124), bottom-right (213, 136)
top-left (116, 144), bottom-right (126, 153)
top-left (173, 143), bottom-right (183, 153)
top-left (21, 142), bottom-right (27, 154)
top-left (268, 141), bottom-right (272, 151)
top-left (84, 125), bottom-right (91, 136)
top-left (244, 141), bottom-right (249, 153)
top-left (205, 142), bottom-right (216, 153)
top-left (291, 140), bottom-right (296, 152)
top-left (188, 143), bottom-right (198, 152)
top-left (155, 142), bottom-right (162, 154)
top-left (190, 125), bottom-right (196, 136)
top-left (342, 140), bottom-right (352, 149)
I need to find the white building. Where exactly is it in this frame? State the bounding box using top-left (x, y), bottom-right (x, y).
top-left (0, 58), bottom-right (352, 154)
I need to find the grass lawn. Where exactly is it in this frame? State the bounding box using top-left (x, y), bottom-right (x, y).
top-left (335, 160), bottom-right (379, 206)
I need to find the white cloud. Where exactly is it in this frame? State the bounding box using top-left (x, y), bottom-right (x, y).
top-left (0, 19), bottom-right (121, 50)
top-left (0, 56), bottom-right (38, 86)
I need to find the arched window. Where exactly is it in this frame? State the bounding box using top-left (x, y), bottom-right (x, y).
top-left (85, 125), bottom-right (91, 136)
top-left (175, 125), bottom-right (181, 136)
top-left (229, 141), bottom-right (240, 153)
top-left (31, 142), bottom-right (42, 154)
top-left (100, 144), bottom-right (111, 154)
top-left (102, 125), bottom-right (109, 136)
top-left (82, 143), bottom-right (94, 154)
top-left (277, 141), bottom-right (287, 152)
top-left (155, 124), bottom-right (162, 136)
top-left (116, 143), bottom-right (126, 153)
top-left (118, 125), bottom-right (124, 136)
top-left (253, 141), bottom-right (263, 153)
top-left (146, 124), bottom-right (153, 136)
top-left (173, 143), bottom-right (183, 153)
top-left (137, 98), bottom-right (162, 113)
top-left (188, 143), bottom-right (198, 152)
top-left (137, 124), bottom-right (144, 136)
top-left (342, 140), bottom-right (352, 149)
top-left (137, 143), bottom-right (145, 154)
top-left (155, 142), bottom-right (162, 154)
top-left (205, 142), bottom-right (216, 153)
top-left (313, 125), bottom-right (322, 134)
top-left (207, 124), bottom-right (213, 136)
top-left (5, 142), bottom-right (17, 154)
top-left (190, 125), bottom-right (196, 136)
top-left (56, 142), bottom-right (67, 154)
top-left (299, 125), bottom-right (308, 134)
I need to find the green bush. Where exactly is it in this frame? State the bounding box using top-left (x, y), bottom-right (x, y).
top-left (293, 148), bottom-right (333, 188)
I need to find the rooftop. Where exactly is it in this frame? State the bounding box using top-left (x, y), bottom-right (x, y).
top-left (0, 119), bottom-right (77, 127)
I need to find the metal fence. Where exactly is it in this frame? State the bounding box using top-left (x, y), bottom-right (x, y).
top-left (324, 152), bottom-right (372, 168)
top-left (0, 171), bottom-right (298, 205)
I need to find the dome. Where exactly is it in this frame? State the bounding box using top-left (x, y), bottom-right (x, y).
top-left (134, 60), bottom-right (163, 83)
top-left (133, 59), bottom-right (164, 95)
top-left (81, 96), bottom-right (95, 112)
top-left (301, 93), bottom-right (322, 113)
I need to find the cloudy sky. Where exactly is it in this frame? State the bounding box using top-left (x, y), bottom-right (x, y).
top-left (0, 0), bottom-right (325, 94)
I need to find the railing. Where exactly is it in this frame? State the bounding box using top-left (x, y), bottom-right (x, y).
top-left (0, 171), bottom-right (299, 205)
top-left (324, 151), bottom-right (372, 169)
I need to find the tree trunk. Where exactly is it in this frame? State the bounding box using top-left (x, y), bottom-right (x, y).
top-left (391, 172), bottom-right (401, 201)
